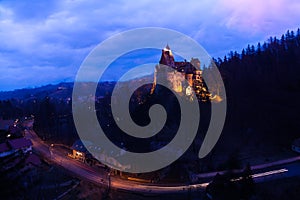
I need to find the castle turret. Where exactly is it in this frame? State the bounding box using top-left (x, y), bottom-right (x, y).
top-left (159, 44), bottom-right (175, 67)
top-left (151, 45), bottom-right (212, 102)
top-left (185, 73), bottom-right (193, 86)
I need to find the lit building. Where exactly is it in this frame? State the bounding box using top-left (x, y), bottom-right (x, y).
top-left (70, 140), bottom-right (91, 162)
top-left (151, 45), bottom-right (211, 101)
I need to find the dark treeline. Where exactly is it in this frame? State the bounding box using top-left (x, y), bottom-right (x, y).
top-left (198, 29), bottom-right (300, 199)
top-left (206, 28), bottom-right (300, 169)
top-left (216, 28), bottom-right (300, 91)
top-left (0, 82), bottom-right (116, 145)
top-left (0, 99), bottom-right (23, 119)
top-left (0, 96), bottom-right (76, 145)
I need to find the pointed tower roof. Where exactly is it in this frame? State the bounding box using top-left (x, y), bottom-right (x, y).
top-left (165, 44), bottom-right (170, 50)
top-left (160, 44), bottom-right (175, 67)
top-left (163, 44), bottom-right (173, 56)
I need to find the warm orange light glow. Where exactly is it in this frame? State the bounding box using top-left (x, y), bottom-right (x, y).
top-left (210, 95), bottom-right (223, 103)
top-left (163, 48), bottom-right (173, 56)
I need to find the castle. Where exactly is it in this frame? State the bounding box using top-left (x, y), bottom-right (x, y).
top-left (151, 45), bottom-right (211, 101)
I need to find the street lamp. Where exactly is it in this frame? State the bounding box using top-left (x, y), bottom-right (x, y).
top-left (49, 143), bottom-right (54, 159)
top-left (107, 172), bottom-right (111, 192)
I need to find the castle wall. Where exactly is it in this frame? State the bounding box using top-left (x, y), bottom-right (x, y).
top-left (167, 71), bottom-right (185, 93)
top-left (151, 46), bottom-right (212, 102)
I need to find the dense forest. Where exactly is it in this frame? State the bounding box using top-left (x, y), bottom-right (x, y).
top-left (217, 28), bottom-right (300, 93)
top-left (202, 28), bottom-right (300, 171)
top-left (216, 28), bottom-right (300, 137)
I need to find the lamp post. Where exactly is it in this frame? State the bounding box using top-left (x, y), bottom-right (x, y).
top-left (49, 143), bottom-right (54, 159)
top-left (107, 170), bottom-right (112, 194)
top-left (108, 172), bottom-right (111, 190)
top-left (103, 171), bottom-right (111, 198)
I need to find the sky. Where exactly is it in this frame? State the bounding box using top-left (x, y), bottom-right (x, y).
top-left (0, 0), bottom-right (300, 91)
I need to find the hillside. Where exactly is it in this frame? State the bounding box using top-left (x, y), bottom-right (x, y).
top-left (0, 82), bottom-right (74, 101)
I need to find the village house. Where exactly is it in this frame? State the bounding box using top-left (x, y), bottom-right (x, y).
top-left (292, 138), bottom-right (300, 153)
top-left (0, 142), bottom-right (14, 158)
top-left (69, 139), bottom-right (91, 162)
top-left (69, 139), bottom-right (130, 174)
top-left (0, 119), bottom-right (14, 131)
top-left (0, 138), bottom-right (33, 158)
top-left (8, 138), bottom-right (33, 154)
top-left (0, 119), bottom-right (14, 141)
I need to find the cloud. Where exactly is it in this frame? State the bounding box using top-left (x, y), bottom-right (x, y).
top-left (0, 0), bottom-right (299, 91)
top-left (191, 0), bottom-right (300, 57)
top-left (214, 0), bottom-right (300, 35)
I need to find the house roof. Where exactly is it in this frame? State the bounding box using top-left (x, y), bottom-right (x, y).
top-left (71, 139), bottom-right (92, 153)
top-left (8, 138), bottom-right (32, 150)
top-left (0, 142), bottom-right (10, 153)
top-left (26, 154), bottom-right (41, 166)
top-left (0, 120), bottom-right (14, 131)
top-left (293, 138), bottom-right (300, 147)
top-left (9, 125), bottom-right (22, 134)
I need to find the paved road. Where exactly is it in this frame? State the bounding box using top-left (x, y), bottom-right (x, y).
top-left (196, 155), bottom-right (300, 179)
top-left (25, 129), bottom-right (300, 194)
top-left (25, 130), bottom-right (201, 193)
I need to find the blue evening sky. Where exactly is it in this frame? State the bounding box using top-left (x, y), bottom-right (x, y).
top-left (0, 0), bottom-right (300, 91)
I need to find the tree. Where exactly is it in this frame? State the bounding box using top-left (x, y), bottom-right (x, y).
top-left (257, 42), bottom-right (261, 55)
top-left (240, 163), bottom-right (255, 199)
top-left (206, 173), bottom-right (240, 200)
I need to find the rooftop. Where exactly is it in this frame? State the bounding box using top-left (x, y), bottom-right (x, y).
top-left (8, 138), bottom-right (32, 150)
top-left (0, 142), bottom-right (10, 153)
top-left (71, 139), bottom-right (93, 153)
top-left (0, 119), bottom-right (14, 131)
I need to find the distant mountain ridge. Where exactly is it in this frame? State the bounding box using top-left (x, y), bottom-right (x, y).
top-left (0, 74), bottom-right (154, 101)
top-left (0, 82), bottom-right (74, 100)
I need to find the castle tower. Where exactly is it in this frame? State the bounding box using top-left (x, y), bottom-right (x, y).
top-left (194, 70), bottom-right (202, 81)
top-left (185, 73), bottom-right (193, 86)
top-left (159, 44), bottom-right (175, 68)
top-left (190, 58), bottom-right (201, 69)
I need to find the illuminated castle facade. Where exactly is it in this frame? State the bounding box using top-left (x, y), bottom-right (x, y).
top-left (151, 45), bottom-right (211, 101)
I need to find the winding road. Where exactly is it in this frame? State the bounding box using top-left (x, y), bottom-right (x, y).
top-left (25, 129), bottom-right (300, 194)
